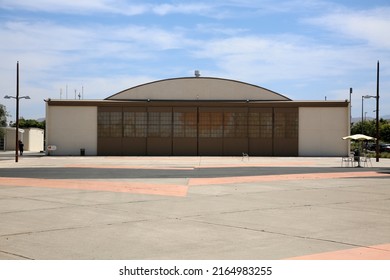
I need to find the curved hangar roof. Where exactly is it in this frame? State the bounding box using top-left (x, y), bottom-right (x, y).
top-left (106, 77), bottom-right (291, 101)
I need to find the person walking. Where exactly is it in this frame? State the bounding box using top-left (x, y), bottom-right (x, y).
top-left (18, 140), bottom-right (24, 156)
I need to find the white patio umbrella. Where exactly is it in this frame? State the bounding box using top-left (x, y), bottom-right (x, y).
top-left (342, 134), bottom-right (375, 141)
top-left (342, 134), bottom-right (375, 167)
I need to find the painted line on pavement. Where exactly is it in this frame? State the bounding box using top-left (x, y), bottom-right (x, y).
top-left (188, 171), bottom-right (390, 185)
top-left (287, 243), bottom-right (390, 260)
top-left (0, 177), bottom-right (188, 197)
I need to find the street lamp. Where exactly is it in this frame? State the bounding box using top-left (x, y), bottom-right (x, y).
top-left (3, 62), bottom-right (30, 162)
top-left (4, 95), bottom-right (30, 162)
top-left (349, 88), bottom-right (352, 134)
top-left (4, 95), bottom-right (30, 100)
top-left (361, 95), bottom-right (376, 134)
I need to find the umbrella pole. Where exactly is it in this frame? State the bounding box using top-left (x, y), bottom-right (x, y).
top-left (357, 142), bottom-right (362, 167)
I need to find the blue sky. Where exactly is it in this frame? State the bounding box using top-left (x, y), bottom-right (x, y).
top-left (1, 0), bottom-right (389, 120)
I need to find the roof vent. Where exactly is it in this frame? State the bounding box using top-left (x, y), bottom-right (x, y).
top-left (194, 70), bottom-right (200, 77)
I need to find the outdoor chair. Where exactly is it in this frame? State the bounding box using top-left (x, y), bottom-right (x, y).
top-left (341, 153), bottom-right (354, 167)
top-left (360, 155), bottom-right (373, 167)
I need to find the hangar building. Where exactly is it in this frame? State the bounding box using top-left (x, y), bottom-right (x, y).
top-left (45, 77), bottom-right (350, 156)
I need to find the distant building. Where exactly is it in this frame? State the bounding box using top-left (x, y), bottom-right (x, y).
top-left (45, 77), bottom-right (350, 156)
top-left (1, 127), bottom-right (44, 152)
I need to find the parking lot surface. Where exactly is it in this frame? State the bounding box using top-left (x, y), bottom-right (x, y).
top-left (1, 152), bottom-right (390, 260)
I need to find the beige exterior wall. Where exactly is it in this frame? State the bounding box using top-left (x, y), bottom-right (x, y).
top-left (46, 105), bottom-right (97, 155)
top-left (3, 128), bottom-right (23, 151)
top-left (24, 128), bottom-right (44, 151)
top-left (299, 107), bottom-right (349, 156)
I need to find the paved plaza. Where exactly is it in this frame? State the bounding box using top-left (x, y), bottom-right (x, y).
top-left (0, 152), bottom-right (390, 260)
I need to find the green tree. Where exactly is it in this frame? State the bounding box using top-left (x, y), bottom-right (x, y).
top-left (381, 123), bottom-right (390, 143)
top-left (11, 118), bottom-right (45, 130)
top-left (351, 121), bottom-right (372, 135)
top-left (0, 105), bottom-right (8, 138)
top-left (351, 118), bottom-right (390, 143)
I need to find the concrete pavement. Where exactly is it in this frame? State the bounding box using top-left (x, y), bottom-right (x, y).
top-left (0, 152), bottom-right (390, 260)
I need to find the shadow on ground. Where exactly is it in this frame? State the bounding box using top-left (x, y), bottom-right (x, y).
top-left (0, 166), bottom-right (389, 179)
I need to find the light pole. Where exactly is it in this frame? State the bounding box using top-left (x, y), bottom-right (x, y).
top-left (361, 95), bottom-right (376, 134)
top-left (375, 61), bottom-right (380, 162)
top-left (4, 62), bottom-right (30, 162)
top-left (349, 88), bottom-right (352, 133)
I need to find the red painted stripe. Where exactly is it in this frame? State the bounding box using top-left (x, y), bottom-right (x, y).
top-left (287, 243), bottom-right (390, 260)
top-left (188, 171), bottom-right (390, 186)
top-left (0, 177), bottom-right (188, 197)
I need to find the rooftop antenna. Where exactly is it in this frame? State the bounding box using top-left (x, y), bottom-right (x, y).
top-left (194, 70), bottom-right (200, 77)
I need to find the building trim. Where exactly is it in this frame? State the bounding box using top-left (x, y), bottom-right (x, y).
top-left (47, 100), bottom-right (348, 108)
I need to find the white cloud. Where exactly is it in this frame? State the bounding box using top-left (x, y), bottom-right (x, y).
top-left (4, 21), bottom-right (88, 50)
top-left (1, 0), bottom-right (148, 15)
top-left (0, 0), bottom-right (333, 18)
top-left (152, 3), bottom-right (214, 16)
top-left (0, 19), bottom-right (191, 69)
top-left (208, 0), bottom-right (336, 15)
top-left (306, 7), bottom-right (390, 49)
top-left (110, 25), bottom-right (189, 50)
top-left (1, 0), bottom-right (217, 17)
top-left (194, 35), bottom-right (375, 83)
top-left (0, 17), bottom-right (196, 118)
top-left (0, 21), bottom-right (92, 68)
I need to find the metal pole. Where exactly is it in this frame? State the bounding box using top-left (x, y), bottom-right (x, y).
top-left (15, 61), bottom-right (19, 163)
top-left (376, 61), bottom-right (380, 162)
top-left (361, 96), bottom-right (364, 134)
top-left (349, 88), bottom-right (352, 133)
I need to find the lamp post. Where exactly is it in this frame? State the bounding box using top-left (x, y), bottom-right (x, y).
top-left (361, 95), bottom-right (376, 134)
top-left (349, 88), bottom-right (352, 133)
top-left (375, 61), bottom-right (380, 162)
top-left (4, 62), bottom-right (30, 162)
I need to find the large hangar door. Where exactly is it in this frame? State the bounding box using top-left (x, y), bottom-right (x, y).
top-left (198, 107), bottom-right (223, 155)
top-left (198, 107), bottom-right (249, 156)
top-left (248, 108), bottom-right (273, 156)
top-left (97, 105), bottom-right (299, 156)
top-left (122, 107), bottom-right (147, 155)
top-left (97, 107), bottom-right (123, 156)
top-left (273, 107), bottom-right (298, 156)
top-left (147, 107), bottom-right (173, 156)
top-left (98, 106), bottom-right (148, 156)
top-left (223, 107), bottom-right (249, 156)
top-left (173, 107), bottom-right (198, 155)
